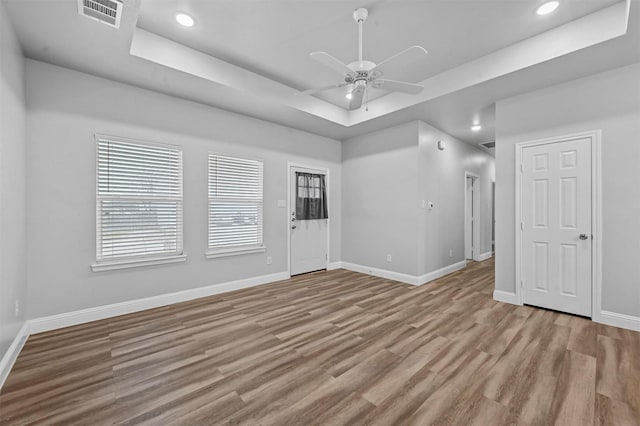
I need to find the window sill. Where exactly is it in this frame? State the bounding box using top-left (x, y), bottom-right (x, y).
top-left (91, 254), bottom-right (187, 272)
top-left (205, 246), bottom-right (266, 259)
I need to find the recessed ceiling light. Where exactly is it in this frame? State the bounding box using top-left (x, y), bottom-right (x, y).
top-left (175, 13), bottom-right (195, 27)
top-left (536, 1), bottom-right (559, 16)
top-left (471, 124), bottom-right (482, 132)
top-left (345, 92), bottom-right (353, 100)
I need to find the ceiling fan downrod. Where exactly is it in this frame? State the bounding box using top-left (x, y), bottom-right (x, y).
top-left (353, 8), bottom-right (368, 63)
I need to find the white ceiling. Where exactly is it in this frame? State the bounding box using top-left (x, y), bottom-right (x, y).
top-left (4, 0), bottom-right (640, 147)
top-left (136, 0), bottom-right (619, 107)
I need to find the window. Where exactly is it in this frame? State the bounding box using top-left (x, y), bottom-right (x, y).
top-left (208, 154), bottom-right (264, 257)
top-left (295, 172), bottom-right (328, 220)
top-left (297, 173), bottom-right (322, 199)
top-left (93, 135), bottom-right (184, 271)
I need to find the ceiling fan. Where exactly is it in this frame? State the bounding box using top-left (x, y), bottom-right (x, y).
top-left (297, 8), bottom-right (428, 110)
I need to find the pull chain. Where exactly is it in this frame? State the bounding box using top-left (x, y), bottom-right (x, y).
top-left (365, 87), bottom-right (369, 112)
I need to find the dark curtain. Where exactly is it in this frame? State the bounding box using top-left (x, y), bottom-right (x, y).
top-left (295, 172), bottom-right (328, 220)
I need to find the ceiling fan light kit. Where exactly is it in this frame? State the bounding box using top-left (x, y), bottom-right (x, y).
top-left (298, 8), bottom-right (429, 110)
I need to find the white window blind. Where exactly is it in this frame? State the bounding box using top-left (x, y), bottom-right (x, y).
top-left (208, 154), bottom-right (263, 252)
top-left (96, 136), bottom-right (183, 263)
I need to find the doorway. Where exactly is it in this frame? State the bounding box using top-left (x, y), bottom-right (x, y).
top-left (288, 163), bottom-right (329, 276)
top-left (515, 131), bottom-right (600, 317)
top-left (492, 181), bottom-right (495, 253)
top-left (464, 172), bottom-right (480, 261)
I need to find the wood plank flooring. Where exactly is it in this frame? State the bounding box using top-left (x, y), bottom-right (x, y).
top-left (1, 258), bottom-right (639, 425)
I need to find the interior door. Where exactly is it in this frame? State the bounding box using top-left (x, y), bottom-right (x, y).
top-left (521, 137), bottom-right (592, 316)
top-left (290, 167), bottom-right (328, 276)
top-left (465, 176), bottom-right (474, 259)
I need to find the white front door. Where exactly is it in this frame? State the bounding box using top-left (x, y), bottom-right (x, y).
top-left (290, 166), bottom-right (328, 276)
top-left (521, 137), bottom-right (592, 316)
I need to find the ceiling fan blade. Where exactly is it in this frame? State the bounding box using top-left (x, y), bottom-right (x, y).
top-left (371, 46), bottom-right (428, 78)
top-left (349, 85), bottom-right (365, 110)
top-left (375, 79), bottom-right (424, 95)
top-left (310, 52), bottom-right (354, 76)
top-left (296, 83), bottom-right (347, 96)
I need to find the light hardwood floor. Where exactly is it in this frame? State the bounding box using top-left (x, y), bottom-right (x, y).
top-left (1, 258), bottom-right (639, 425)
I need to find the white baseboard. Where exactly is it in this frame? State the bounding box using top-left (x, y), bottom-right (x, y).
top-left (327, 261), bottom-right (343, 271)
top-left (417, 260), bottom-right (467, 285)
top-left (340, 260), bottom-right (467, 286)
top-left (29, 271), bottom-right (289, 334)
top-left (477, 251), bottom-right (493, 261)
top-left (598, 310), bottom-right (640, 332)
top-left (341, 262), bottom-right (419, 285)
top-left (493, 290), bottom-right (520, 305)
top-left (0, 321), bottom-right (30, 390)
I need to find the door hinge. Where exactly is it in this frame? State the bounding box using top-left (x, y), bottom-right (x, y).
top-left (520, 163), bottom-right (523, 173)
top-left (520, 222), bottom-right (524, 231)
top-left (521, 280), bottom-right (524, 288)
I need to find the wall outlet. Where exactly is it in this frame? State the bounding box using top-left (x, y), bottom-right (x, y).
top-left (449, 249), bottom-right (453, 258)
top-left (14, 300), bottom-right (19, 317)
top-left (266, 255), bottom-right (272, 265)
top-left (386, 254), bottom-right (392, 262)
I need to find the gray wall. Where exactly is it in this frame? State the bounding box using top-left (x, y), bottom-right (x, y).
top-left (418, 121), bottom-right (494, 276)
top-left (0, 1), bottom-right (27, 361)
top-left (342, 122), bottom-right (420, 275)
top-left (25, 60), bottom-right (341, 319)
top-left (495, 62), bottom-right (640, 317)
top-left (342, 121), bottom-right (495, 279)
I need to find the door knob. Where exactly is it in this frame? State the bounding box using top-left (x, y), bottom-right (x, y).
top-left (579, 234), bottom-right (589, 240)
top-left (292, 225), bottom-right (297, 230)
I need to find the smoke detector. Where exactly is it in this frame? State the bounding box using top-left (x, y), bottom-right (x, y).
top-left (78, 0), bottom-right (123, 28)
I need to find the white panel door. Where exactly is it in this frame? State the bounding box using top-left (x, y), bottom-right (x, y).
top-left (290, 167), bottom-right (328, 276)
top-left (521, 137), bottom-right (592, 316)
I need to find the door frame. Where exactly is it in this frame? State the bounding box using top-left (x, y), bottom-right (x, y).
top-left (464, 171), bottom-right (481, 261)
top-left (514, 130), bottom-right (602, 320)
top-left (287, 162), bottom-right (330, 278)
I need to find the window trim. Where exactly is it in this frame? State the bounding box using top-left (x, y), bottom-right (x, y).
top-left (206, 152), bottom-right (264, 258)
top-left (205, 246), bottom-right (266, 259)
top-left (93, 134), bottom-right (185, 271)
top-left (91, 254), bottom-right (187, 272)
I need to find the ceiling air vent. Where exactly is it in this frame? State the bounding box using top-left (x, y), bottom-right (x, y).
top-left (78, 0), bottom-right (123, 29)
top-left (481, 141), bottom-right (496, 149)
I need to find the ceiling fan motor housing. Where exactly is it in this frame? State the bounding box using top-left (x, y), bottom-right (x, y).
top-left (345, 70), bottom-right (378, 83)
top-left (348, 60), bottom-right (376, 72)
top-left (347, 61), bottom-right (378, 86)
